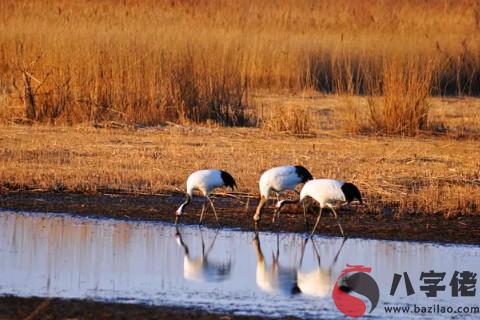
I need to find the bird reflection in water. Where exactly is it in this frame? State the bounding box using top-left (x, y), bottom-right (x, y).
top-left (252, 233), bottom-right (301, 295)
top-left (297, 237), bottom-right (347, 298)
top-left (252, 233), bottom-right (346, 297)
top-left (175, 227), bottom-right (232, 282)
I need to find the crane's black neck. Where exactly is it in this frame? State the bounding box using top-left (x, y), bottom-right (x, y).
top-left (177, 194), bottom-right (191, 214)
top-left (183, 194), bottom-right (191, 205)
top-left (294, 166), bottom-right (313, 183)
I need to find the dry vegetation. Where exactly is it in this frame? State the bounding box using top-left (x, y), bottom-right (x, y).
top-left (1, 95), bottom-right (480, 217)
top-left (0, 0), bottom-right (479, 134)
top-left (0, 1), bottom-right (479, 218)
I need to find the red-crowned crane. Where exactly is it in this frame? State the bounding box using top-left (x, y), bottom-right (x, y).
top-left (299, 179), bottom-right (363, 237)
top-left (253, 165), bottom-right (313, 225)
top-left (175, 169), bottom-right (237, 225)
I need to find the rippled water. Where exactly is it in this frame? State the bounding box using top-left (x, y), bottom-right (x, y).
top-left (0, 211), bottom-right (479, 319)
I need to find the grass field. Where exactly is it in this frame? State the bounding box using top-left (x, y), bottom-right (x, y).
top-left (2, 95), bottom-right (479, 218)
top-left (0, 1), bottom-right (479, 220)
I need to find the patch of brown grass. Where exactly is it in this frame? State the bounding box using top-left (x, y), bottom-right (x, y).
top-left (254, 93), bottom-right (480, 138)
top-left (261, 105), bottom-right (312, 135)
top-left (364, 57), bottom-right (437, 135)
top-left (1, 119), bottom-right (479, 217)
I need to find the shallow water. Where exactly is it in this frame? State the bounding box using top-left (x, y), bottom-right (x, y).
top-left (0, 211), bottom-right (479, 319)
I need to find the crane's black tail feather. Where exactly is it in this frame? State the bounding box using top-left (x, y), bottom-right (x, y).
top-left (220, 170), bottom-right (237, 190)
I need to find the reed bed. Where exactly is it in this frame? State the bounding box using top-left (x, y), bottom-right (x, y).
top-left (0, 0), bottom-right (479, 129)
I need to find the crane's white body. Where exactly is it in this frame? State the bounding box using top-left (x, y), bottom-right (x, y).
top-left (254, 165), bottom-right (312, 223)
top-left (300, 179), bottom-right (362, 237)
top-left (259, 165), bottom-right (306, 198)
top-left (175, 169), bottom-right (236, 224)
top-left (300, 179), bottom-right (346, 208)
top-left (186, 169), bottom-right (226, 197)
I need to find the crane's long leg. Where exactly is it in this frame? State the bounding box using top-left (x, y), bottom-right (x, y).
top-left (272, 208), bottom-right (278, 224)
top-left (310, 207), bottom-right (323, 237)
top-left (272, 193), bottom-right (280, 223)
top-left (254, 196), bottom-right (268, 225)
top-left (207, 196), bottom-right (220, 225)
top-left (295, 190), bottom-right (309, 228)
top-left (302, 202), bottom-right (308, 227)
top-left (199, 197), bottom-right (208, 224)
top-left (272, 205), bottom-right (282, 224)
top-left (330, 206), bottom-right (345, 238)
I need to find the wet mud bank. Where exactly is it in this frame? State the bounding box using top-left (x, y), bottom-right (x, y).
top-left (0, 190), bottom-right (479, 244)
top-left (0, 296), bottom-right (265, 320)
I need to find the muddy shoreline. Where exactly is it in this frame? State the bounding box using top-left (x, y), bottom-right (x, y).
top-left (1, 190), bottom-right (479, 244)
top-left (0, 296), bottom-right (267, 320)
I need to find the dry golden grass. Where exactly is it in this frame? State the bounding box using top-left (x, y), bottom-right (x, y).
top-left (261, 105), bottom-right (313, 135)
top-left (1, 1), bottom-right (479, 218)
top-left (1, 96), bottom-right (479, 217)
top-left (0, 0), bottom-right (479, 128)
top-left (254, 92), bottom-right (480, 137)
top-left (363, 58), bottom-right (436, 135)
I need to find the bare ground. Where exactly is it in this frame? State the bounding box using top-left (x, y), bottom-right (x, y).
top-left (1, 190), bottom-right (479, 244)
top-left (0, 296), bottom-right (270, 320)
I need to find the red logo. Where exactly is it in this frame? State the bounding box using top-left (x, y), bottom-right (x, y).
top-left (332, 264), bottom-right (380, 317)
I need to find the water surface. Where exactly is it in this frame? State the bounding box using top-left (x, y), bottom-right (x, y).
top-left (0, 211), bottom-right (479, 319)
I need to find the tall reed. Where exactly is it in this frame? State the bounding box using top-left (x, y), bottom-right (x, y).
top-left (0, 0), bottom-right (478, 125)
top-left (366, 57), bottom-right (436, 135)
